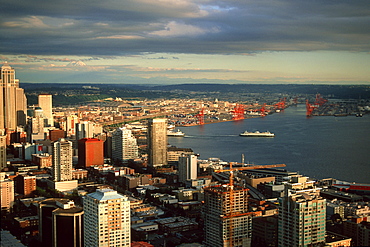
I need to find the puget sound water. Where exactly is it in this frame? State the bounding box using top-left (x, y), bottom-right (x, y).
top-left (168, 104), bottom-right (370, 184)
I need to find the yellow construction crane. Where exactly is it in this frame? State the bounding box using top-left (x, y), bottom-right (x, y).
top-left (213, 163), bottom-right (286, 247)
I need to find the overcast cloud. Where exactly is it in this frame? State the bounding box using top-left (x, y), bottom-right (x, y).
top-left (1, 0), bottom-right (369, 84)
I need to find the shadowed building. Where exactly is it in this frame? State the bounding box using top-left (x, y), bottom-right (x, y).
top-left (38, 198), bottom-right (83, 247)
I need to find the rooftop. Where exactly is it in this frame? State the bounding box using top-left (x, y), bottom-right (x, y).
top-left (87, 188), bottom-right (126, 201)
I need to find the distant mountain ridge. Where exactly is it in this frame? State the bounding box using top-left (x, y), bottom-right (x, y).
top-left (21, 83), bottom-right (370, 106)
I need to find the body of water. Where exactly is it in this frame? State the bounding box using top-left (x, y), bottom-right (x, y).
top-left (168, 104), bottom-right (370, 183)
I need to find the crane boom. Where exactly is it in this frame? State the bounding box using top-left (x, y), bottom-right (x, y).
top-left (214, 163), bottom-right (286, 173)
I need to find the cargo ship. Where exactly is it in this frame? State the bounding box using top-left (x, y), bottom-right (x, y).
top-left (239, 130), bottom-right (275, 137)
top-left (167, 129), bottom-right (185, 137)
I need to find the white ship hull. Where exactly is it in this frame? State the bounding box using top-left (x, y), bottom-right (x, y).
top-left (240, 130), bottom-right (275, 137)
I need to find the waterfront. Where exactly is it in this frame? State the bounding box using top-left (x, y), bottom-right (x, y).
top-left (169, 104), bottom-right (370, 183)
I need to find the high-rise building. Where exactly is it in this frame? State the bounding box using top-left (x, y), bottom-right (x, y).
top-left (64, 115), bottom-right (79, 138)
top-left (203, 185), bottom-right (252, 247)
top-left (78, 138), bottom-right (104, 168)
top-left (38, 94), bottom-right (53, 127)
top-left (75, 121), bottom-right (102, 140)
top-left (31, 107), bottom-right (45, 134)
top-left (278, 190), bottom-right (326, 247)
top-left (178, 154), bottom-right (198, 184)
top-left (147, 118), bottom-right (167, 167)
top-left (38, 198), bottom-right (83, 247)
top-left (112, 127), bottom-right (138, 163)
top-left (0, 173), bottom-right (14, 211)
top-left (0, 133), bottom-right (6, 170)
top-left (52, 138), bottom-right (73, 182)
top-left (83, 188), bottom-right (130, 247)
top-left (0, 62), bottom-right (27, 131)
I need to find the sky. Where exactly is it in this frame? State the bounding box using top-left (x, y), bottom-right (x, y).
top-left (1, 0), bottom-right (369, 85)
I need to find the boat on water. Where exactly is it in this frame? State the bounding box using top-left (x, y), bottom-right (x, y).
top-left (240, 130), bottom-right (275, 137)
top-left (167, 129), bottom-right (185, 137)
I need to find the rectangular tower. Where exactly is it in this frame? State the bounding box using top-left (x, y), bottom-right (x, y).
top-left (0, 134), bottom-right (6, 170)
top-left (278, 191), bottom-right (326, 247)
top-left (203, 185), bottom-right (252, 247)
top-left (83, 188), bottom-right (131, 247)
top-left (178, 154), bottom-right (198, 184)
top-left (0, 175), bottom-right (14, 211)
top-left (112, 127), bottom-right (138, 163)
top-left (52, 138), bottom-right (73, 182)
top-left (77, 138), bottom-right (104, 168)
top-left (38, 94), bottom-right (53, 127)
top-left (0, 62), bottom-right (27, 131)
top-left (147, 118), bottom-right (167, 167)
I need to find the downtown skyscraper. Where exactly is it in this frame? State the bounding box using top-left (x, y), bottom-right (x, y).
top-left (38, 93), bottom-right (53, 127)
top-left (52, 138), bottom-right (73, 182)
top-left (83, 188), bottom-right (131, 247)
top-left (112, 126), bottom-right (138, 163)
top-left (278, 177), bottom-right (326, 247)
top-left (203, 184), bottom-right (253, 247)
top-left (147, 118), bottom-right (167, 167)
top-left (0, 62), bottom-right (27, 132)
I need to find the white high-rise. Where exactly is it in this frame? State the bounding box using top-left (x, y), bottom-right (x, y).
top-left (76, 121), bottom-right (102, 140)
top-left (178, 154), bottom-right (198, 184)
top-left (64, 115), bottom-right (79, 137)
top-left (52, 138), bottom-right (73, 182)
top-left (38, 94), bottom-right (53, 127)
top-left (112, 127), bottom-right (138, 162)
top-left (83, 188), bottom-right (131, 247)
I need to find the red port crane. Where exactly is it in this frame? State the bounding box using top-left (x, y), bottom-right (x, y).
top-left (315, 94), bottom-right (328, 106)
top-left (232, 104), bottom-right (245, 121)
top-left (196, 108), bottom-right (205, 125)
top-left (274, 97), bottom-right (286, 110)
top-left (306, 99), bottom-right (318, 117)
top-left (258, 103), bottom-right (267, 117)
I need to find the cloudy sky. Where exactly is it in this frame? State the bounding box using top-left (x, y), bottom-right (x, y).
top-left (1, 0), bottom-right (369, 85)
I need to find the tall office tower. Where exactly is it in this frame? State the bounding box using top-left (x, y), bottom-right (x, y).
top-left (38, 94), bottom-right (53, 126)
top-left (64, 115), bottom-right (79, 137)
top-left (147, 118), bottom-right (167, 167)
top-left (0, 173), bottom-right (14, 211)
top-left (0, 133), bottom-right (6, 170)
top-left (112, 127), bottom-right (138, 163)
top-left (75, 121), bottom-right (102, 140)
top-left (30, 107), bottom-right (45, 138)
top-left (77, 138), bottom-right (104, 168)
top-left (83, 188), bottom-right (131, 247)
top-left (52, 138), bottom-right (73, 182)
top-left (278, 191), bottom-right (326, 247)
top-left (178, 154), bottom-right (198, 184)
top-left (0, 62), bottom-right (27, 131)
top-left (38, 198), bottom-right (83, 247)
top-left (203, 185), bottom-right (252, 247)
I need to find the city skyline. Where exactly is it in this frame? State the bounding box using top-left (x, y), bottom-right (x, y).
top-left (1, 0), bottom-right (369, 85)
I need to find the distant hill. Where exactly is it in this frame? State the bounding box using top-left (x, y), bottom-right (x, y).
top-left (21, 83), bottom-right (370, 106)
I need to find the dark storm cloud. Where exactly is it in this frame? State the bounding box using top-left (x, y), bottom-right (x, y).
top-left (1, 0), bottom-right (369, 56)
